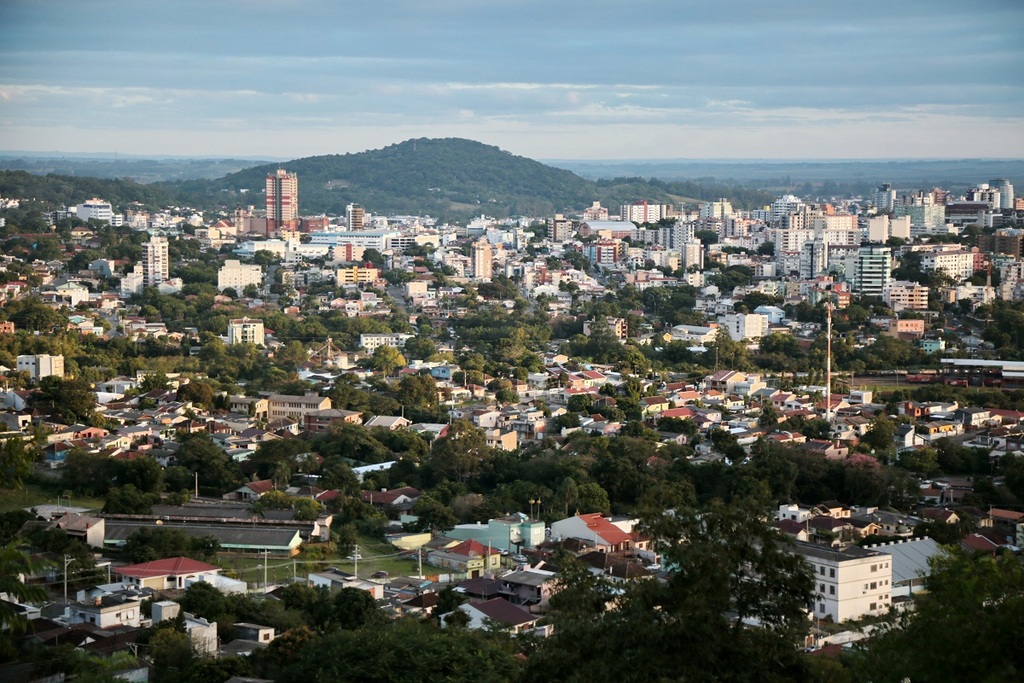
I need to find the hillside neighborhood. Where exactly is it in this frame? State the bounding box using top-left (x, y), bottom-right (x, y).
top-left (0, 167), bottom-right (1023, 682)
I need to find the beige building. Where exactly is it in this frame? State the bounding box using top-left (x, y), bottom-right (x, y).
top-left (884, 281), bottom-right (930, 312)
top-left (218, 259), bottom-right (263, 292)
top-left (267, 393), bottom-right (331, 420)
top-left (17, 353), bottom-right (64, 380)
top-left (336, 265), bottom-right (380, 285)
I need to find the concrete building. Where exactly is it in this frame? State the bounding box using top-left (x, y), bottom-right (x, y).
top-left (74, 198), bottom-right (114, 223)
top-left (346, 203), bottom-right (365, 231)
top-left (336, 265), bottom-right (380, 285)
top-left (874, 184), bottom-right (896, 212)
top-left (267, 393), bottom-right (332, 421)
top-left (227, 317), bottom-right (266, 346)
top-left (471, 239), bottom-right (493, 281)
top-left (719, 313), bottom-right (769, 341)
top-left (921, 248), bottom-right (979, 282)
top-left (795, 542), bottom-right (893, 623)
top-left (621, 201), bottom-right (664, 224)
top-left (17, 353), bottom-right (64, 380)
top-left (851, 244), bottom-right (892, 298)
top-left (895, 204), bottom-right (945, 231)
top-left (884, 281), bottom-right (930, 312)
top-left (218, 259), bottom-right (263, 292)
top-left (359, 332), bottom-right (414, 352)
top-left (267, 169), bottom-right (298, 230)
top-left (142, 236), bottom-right (169, 286)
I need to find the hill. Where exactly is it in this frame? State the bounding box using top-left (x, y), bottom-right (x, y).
top-left (1, 139), bottom-right (777, 220)
top-left (161, 138), bottom-right (606, 219)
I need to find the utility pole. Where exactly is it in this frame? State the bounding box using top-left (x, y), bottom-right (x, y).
top-left (63, 555), bottom-right (72, 604)
top-left (825, 301), bottom-right (833, 425)
top-left (417, 546), bottom-right (423, 579)
top-left (194, 471), bottom-right (199, 498)
top-left (353, 544), bottom-right (359, 578)
top-left (263, 549), bottom-right (268, 591)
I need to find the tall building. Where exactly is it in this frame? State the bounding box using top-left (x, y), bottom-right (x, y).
top-left (582, 202), bottom-right (609, 221)
top-left (471, 240), bottom-right (493, 281)
top-left (142, 236), bottom-right (169, 286)
top-left (266, 169), bottom-right (298, 230)
top-left (990, 178), bottom-right (1014, 210)
top-left (547, 214), bottom-right (574, 242)
top-left (852, 244), bottom-right (892, 298)
top-left (800, 238), bottom-right (830, 279)
top-left (227, 318), bottom-right (266, 346)
top-left (874, 184), bottom-right (896, 212)
top-left (621, 201), bottom-right (664, 224)
top-left (346, 203), bottom-right (365, 231)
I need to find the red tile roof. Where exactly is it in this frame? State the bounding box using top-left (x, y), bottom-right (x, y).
top-left (576, 513), bottom-right (631, 546)
top-left (115, 557), bottom-right (220, 579)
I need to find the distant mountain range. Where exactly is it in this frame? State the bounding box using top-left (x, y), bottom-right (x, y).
top-left (2, 138), bottom-right (1021, 220)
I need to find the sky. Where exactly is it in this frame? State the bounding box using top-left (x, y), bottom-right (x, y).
top-left (1, 0), bottom-right (1022, 161)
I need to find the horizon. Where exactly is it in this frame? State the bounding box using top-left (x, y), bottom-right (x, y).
top-left (1, 1), bottom-right (1022, 160)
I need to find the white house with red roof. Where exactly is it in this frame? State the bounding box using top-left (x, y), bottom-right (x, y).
top-left (427, 539), bottom-right (502, 578)
top-left (550, 513), bottom-right (635, 553)
top-left (226, 479), bottom-right (275, 501)
top-left (113, 557), bottom-right (222, 591)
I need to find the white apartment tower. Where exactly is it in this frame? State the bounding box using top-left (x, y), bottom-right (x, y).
top-left (227, 318), bottom-right (266, 346)
top-left (874, 184), bottom-right (896, 212)
top-left (142, 236), bottom-right (169, 286)
top-left (852, 244), bottom-right (892, 298)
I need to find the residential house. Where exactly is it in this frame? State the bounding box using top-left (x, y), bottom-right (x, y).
top-left (427, 539), bottom-right (502, 578)
top-left (449, 597), bottom-right (543, 635)
top-left (113, 557), bottom-right (222, 591)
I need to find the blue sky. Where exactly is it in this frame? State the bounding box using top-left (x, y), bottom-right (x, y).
top-left (1, 0), bottom-right (1022, 160)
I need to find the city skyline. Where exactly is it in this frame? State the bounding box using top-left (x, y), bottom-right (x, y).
top-left (1, 1), bottom-right (1022, 161)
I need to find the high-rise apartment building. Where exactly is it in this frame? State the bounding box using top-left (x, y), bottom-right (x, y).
top-left (17, 354), bottom-right (65, 381)
top-left (852, 244), bottom-right (892, 298)
top-left (991, 178), bottom-right (1014, 210)
top-left (142, 236), bottom-right (169, 286)
top-left (227, 318), bottom-right (266, 346)
top-left (874, 184), bottom-right (896, 212)
top-left (266, 169), bottom-right (298, 230)
top-left (471, 240), bottom-right (493, 281)
top-left (346, 203), bottom-right (365, 231)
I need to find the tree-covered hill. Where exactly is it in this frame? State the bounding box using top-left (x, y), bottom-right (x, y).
top-left (2, 138), bottom-right (777, 220)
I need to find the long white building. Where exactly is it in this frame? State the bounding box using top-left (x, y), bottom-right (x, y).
top-left (795, 542), bottom-right (893, 623)
top-left (218, 260), bottom-right (263, 292)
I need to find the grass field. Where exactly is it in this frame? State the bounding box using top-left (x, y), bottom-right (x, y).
top-left (221, 535), bottom-right (438, 589)
top-left (0, 483), bottom-right (106, 514)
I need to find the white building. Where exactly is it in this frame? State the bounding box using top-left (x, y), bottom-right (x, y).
top-left (218, 259), bottom-right (263, 293)
top-left (17, 354), bottom-right (65, 380)
top-left (120, 264), bottom-right (145, 297)
top-left (227, 318), bottom-right (266, 346)
top-left (921, 248), bottom-right (977, 282)
top-left (359, 333), bottom-right (414, 352)
top-left (851, 245), bottom-right (892, 298)
top-left (795, 542), bottom-right (893, 623)
top-left (74, 198), bottom-right (114, 223)
top-left (142, 236), bottom-right (169, 286)
top-left (719, 313), bottom-right (768, 341)
top-left (884, 281), bottom-right (930, 312)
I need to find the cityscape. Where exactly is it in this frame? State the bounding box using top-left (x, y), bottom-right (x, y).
top-left (2, 0), bottom-right (1023, 681)
top-left (0, 148), bottom-right (1021, 681)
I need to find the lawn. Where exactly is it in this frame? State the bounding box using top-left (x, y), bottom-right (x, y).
top-left (219, 535), bottom-right (440, 589)
top-left (0, 483), bottom-right (106, 514)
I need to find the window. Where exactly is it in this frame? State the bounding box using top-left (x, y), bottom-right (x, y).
top-left (829, 586), bottom-right (835, 595)
top-left (818, 603), bottom-right (825, 613)
top-left (870, 602), bottom-right (877, 611)
top-left (819, 583), bottom-right (825, 593)
top-left (864, 584), bottom-right (869, 590)
top-left (870, 582), bottom-right (877, 590)
top-left (819, 566), bottom-right (825, 575)
top-left (871, 564), bottom-right (878, 572)
top-left (829, 568), bottom-right (835, 578)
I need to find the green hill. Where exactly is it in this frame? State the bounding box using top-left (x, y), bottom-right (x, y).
top-left (2, 138), bottom-right (778, 221)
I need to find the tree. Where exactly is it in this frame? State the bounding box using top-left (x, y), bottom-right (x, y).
top-left (370, 345), bottom-right (406, 376)
top-left (523, 498), bottom-right (815, 682)
top-left (0, 542), bottom-right (48, 656)
top-left (429, 419), bottom-right (489, 483)
top-left (853, 549), bottom-right (1024, 682)
top-left (0, 437), bottom-right (37, 488)
top-left (331, 587), bottom-right (382, 630)
top-left (31, 376), bottom-right (97, 423)
top-left (395, 373), bottom-right (438, 409)
top-left (404, 495), bottom-right (457, 534)
top-left (103, 484), bottom-right (156, 514)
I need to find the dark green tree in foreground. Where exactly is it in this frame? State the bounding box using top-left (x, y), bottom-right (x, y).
top-left (523, 497), bottom-right (815, 683)
top-left (852, 549), bottom-right (1024, 683)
